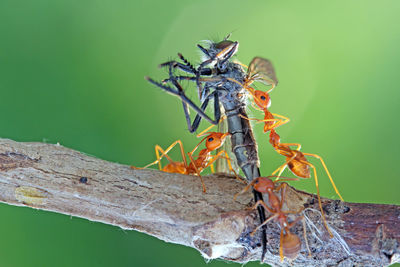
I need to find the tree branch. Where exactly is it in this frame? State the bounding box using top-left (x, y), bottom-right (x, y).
top-left (0, 138), bottom-right (398, 267)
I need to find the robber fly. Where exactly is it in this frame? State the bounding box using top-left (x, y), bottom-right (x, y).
top-left (145, 35), bottom-right (278, 260)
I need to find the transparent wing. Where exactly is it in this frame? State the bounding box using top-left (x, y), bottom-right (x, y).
top-left (248, 57), bottom-right (278, 86)
top-left (215, 117), bottom-right (240, 174)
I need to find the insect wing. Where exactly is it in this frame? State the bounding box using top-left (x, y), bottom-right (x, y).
top-left (248, 57), bottom-right (278, 86)
top-left (215, 118), bottom-right (240, 174)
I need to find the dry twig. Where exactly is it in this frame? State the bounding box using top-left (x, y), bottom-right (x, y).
top-left (0, 138), bottom-right (399, 267)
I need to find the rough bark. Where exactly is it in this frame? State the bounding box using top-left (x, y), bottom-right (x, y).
top-left (0, 138), bottom-right (398, 267)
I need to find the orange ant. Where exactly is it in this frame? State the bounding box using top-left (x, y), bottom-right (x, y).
top-left (267, 127), bottom-right (343, 237)
top-left (132, 121), bottom-right (240, 192)
top-left (231, 57), bottom-right (343, 237)
top-left (235, 176), bottom-right (310, 262)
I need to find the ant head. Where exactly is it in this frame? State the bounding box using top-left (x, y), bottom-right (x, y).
top-left (254, 90), bottom-right (271, 109)
top-left (205, 132), bottom-right (229, 151)
top-left (252, 177), bottom-right (274, 193)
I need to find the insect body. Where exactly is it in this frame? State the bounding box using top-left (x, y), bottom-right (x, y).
top-left (146, 37), bottom-right (275, 259)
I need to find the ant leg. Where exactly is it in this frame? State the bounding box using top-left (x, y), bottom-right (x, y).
top-left (272, 154), bottom-right (297, 181)
top-left (251, 211), bottom-right (278, 236)
top-left (234, 178), bottom-right (260, 200)
top-left (239, 114), bottom-right (288, 132)
top-left (251, 200), bottom-right (276, 214)
top-left (132, 140), bottom-right (186, 170)
top-left (187, 152), bottom-right (206, 193)
top-left (233, 60), bottom-right (248, 69)
top-left (271, 113), bottom-right (290, 128)
top-left (287, 216), bottom-right (303, 229)
top-left (282, 143), bottom-right (302, 151)
top-left (196, 116), bottom-right (226, 138)
top-left (299, 160), bottom-right (333, 238)
top-left (206, 150), bottom-right (245, 184)
top-left (250, 101), bottom-right (264, 111)
top-left (280, 230), bottom-right (284, 262)
top-left (239, 114), bottom-right (285, 125)
top-left (209, 163), bottom-right (215, 173)
top-left (303, 153), bottom-right (343, 201)
top-left (266, 83), bottom-right (276, 94)
top-left (275, 183), bottom-right (287, 210)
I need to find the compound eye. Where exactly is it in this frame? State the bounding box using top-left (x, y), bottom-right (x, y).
top-left (260, 95), bottom-right (266, 101)
top-left (215, 40), bottom-right (234, 50)
top-left (208, 137), bottom-right (214, 142)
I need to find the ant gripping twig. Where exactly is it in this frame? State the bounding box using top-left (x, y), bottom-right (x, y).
top-left (131, 119), bottom-right (242, 192)
top-left (235, 176), bottom-right (311, 262)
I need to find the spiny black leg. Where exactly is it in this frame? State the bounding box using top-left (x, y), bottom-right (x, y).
top-left (161, 72), bottom-right (214, 85)
top-left (166, 62), bottom-right (220, 130)
top-left (159, 53), bottom-right (212, 76)
top-left (196, 59), bottom-right (213, 99)
top-left (159, 61), bottom-right (196, 74)
top-left (162, 76), bottom-right (196, 84)
top-left (187, 90), bottom-right (221, 133)
top-left (145, 77), bottom-right (219, 127)
top-left (177, 53), bottom-right (196, 74)
top-left (177, 53), bottom-right (213, 76)
top-left (197, 44), bottom-right (210, 57)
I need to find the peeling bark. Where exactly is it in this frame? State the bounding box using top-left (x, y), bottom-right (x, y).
top-left (0, 138), bottom-right (398, 267)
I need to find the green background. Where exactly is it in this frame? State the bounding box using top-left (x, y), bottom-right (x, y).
top-left (0, 0), bottom-right (399, 266)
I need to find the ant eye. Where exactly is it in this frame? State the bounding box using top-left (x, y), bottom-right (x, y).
top-left (208, 137), bottom-right (214, 142)
top-left (260, 96), bottom-right (266, 100)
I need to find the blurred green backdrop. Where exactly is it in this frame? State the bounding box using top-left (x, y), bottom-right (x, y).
top-left (0, 0), bottom-right (399, 266)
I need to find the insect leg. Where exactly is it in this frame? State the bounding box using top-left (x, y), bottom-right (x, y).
top-left (145, 77), bottom-right (219, 129)
top-left (187, 90), bottom-right (221, 133)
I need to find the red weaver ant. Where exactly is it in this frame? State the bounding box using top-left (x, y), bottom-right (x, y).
top-left (235, 176), bottom-right (310, 262)
top-left (231, 58), bottom-right (343, 237)
top-left (132, 120), bottom-right (241, 192)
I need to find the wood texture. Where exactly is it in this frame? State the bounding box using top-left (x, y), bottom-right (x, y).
top-left (0, 138), bottom-right (399, 267)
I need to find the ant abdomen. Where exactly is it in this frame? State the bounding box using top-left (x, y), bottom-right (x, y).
top-left (287, 151), bottom-right (311, 178)
top-left (281, 232), bottom-right (301, 260)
